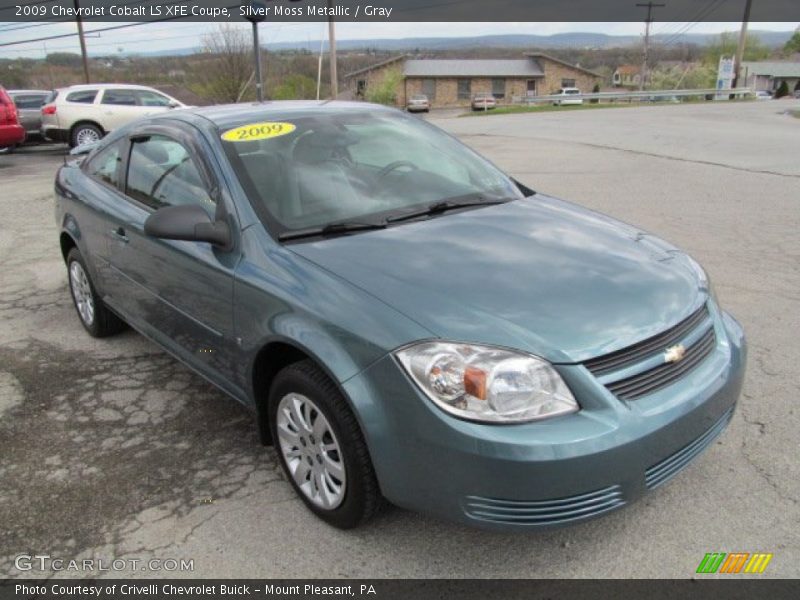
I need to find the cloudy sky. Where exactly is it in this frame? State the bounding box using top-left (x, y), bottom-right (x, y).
top-left (0, 21), bottom-right (797, 58)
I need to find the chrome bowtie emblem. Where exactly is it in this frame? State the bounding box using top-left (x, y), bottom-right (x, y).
top-left (664, 344), bottom-right (687, 364)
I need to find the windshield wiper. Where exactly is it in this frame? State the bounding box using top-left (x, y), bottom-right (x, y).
top-left (386, 195), bottom-right (513, 224)
top-left (278, 220), bottom-right (387, 242)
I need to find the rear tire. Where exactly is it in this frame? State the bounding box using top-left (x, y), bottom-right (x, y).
top-left (70, 123), bottom-right (103, 148)
top-left (269, 360), bottom-right (382, 529)
top-left (66, 247), bottom-right (126, 338)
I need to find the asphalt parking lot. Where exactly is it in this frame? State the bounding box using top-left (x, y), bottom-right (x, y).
top-left (1, 100), bottom-right (799, 579)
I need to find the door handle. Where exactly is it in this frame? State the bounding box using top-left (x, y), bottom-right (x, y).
top-left (110, 227), bottom-right (129, 244)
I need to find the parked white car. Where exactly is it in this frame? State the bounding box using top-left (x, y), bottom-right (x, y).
top-left (553, 88), bottom-right (584, 106)
top-left (754, 90), bottom-right (773, 101)
top-left (41, 84), bottom-right (186, 147)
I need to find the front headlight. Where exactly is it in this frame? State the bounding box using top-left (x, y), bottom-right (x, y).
top-left (396, 342), bottom-right (578, 423)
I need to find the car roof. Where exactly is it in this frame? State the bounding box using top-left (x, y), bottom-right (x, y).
top-left (57, 83), bottom-right (162, 92)
top-left (165, 101), bottom-right (397, 130)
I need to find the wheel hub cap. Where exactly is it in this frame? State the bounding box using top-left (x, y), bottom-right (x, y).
top-left (76, 128), bottom-right (99, 145)
top-left (69, 261), bottom-right (95, 326)
top-left (276, 393), bottom-right (346, 510)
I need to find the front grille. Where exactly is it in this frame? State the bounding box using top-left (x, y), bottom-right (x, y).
top-left (645, 406), bottom-right (735, 490)
top-left (463, 485), bottom-right (625, 526)
top-left (584, 304), bottom-right (710, 376)
top-left (605, 327), bottom-right (716, 401)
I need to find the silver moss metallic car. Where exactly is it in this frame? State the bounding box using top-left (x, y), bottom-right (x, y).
top-left (55, 102), bottom-right (746, 530)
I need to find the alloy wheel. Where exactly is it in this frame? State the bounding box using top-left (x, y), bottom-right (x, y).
top-left (76, 127), bottom-right (100, 146)
top-left (69, 261), bottom-right (95, 326)
top-left (276, 393), bottom-right (347, 510)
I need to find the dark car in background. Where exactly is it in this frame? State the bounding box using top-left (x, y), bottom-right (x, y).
top-left (8, 89), bottom-right (51, 140)
top-left (0, 86), bottom-right (26, 152)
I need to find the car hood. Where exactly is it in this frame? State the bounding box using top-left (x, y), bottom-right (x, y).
top-left (290, 195), bottom-right (706, 363)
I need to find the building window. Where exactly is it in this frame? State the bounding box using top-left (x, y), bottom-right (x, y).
top-left (457, 79), bottom-right (471, 100)
top-left (421, 79), bottom-right (436, 100)
top-left (492, 78), bottom-right (506, 99)
top-left (561, 78), bottom-right (576, 88)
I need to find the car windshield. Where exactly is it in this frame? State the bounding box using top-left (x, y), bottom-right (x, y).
top-left (222, 109), bottom-right (524, 235)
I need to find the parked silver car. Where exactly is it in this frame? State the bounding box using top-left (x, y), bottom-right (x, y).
top-left (8, 89), bottom-right (50, 140)
top-left (407, 94), bottom-right (430, 112)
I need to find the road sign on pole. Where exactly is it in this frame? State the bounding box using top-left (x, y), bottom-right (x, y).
top-left (715, 56), bottom-right (734, 100)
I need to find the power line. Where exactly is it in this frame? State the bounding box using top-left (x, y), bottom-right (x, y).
top-left (0, 21), bottom-right (313, 56)
top-left (660, 0), bottom-right (729, 47)
top-left (0, 0), bottom-right (206, 48)
top-left (0, 0), bottom-right (57, 13)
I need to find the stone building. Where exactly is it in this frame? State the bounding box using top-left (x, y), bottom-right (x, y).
top-left (344, 53), bottom-right (602, 108)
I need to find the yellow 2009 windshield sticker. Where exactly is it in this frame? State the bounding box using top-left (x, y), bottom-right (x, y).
top-left (221, 122), bottom-right (296, 142)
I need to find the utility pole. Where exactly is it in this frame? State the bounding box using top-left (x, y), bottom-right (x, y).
top-left (732, 0), bottom-right (753, 90)
top-left (636, 2), bottom-right (665, 91)
top-left (73, 0), bottom-right (90, 83)
top-left (243, 1), bottom-right (267, 102)
top-left (252, 21), bottom-right (264, 102)
top-left (327, 0), bottom-right (338, 98)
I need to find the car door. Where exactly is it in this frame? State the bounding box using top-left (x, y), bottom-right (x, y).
top-left (73, 137), bottom-right (130, 290)
top-left (104, 123), bottom-right (241, 390)
top-left (98, 89), bottom-right (145, 131)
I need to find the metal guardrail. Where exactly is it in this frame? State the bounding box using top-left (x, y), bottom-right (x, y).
top-left (512, 88), bottom-right (755, 104)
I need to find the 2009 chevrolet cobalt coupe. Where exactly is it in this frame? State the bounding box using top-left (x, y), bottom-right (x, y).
top-left (55, 102), bottom-right (746, 530)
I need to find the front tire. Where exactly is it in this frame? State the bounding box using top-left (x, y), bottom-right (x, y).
top-left (66, 248), bottom-right (126, 337)
top-left (269, 360), bottom-right (382, 529)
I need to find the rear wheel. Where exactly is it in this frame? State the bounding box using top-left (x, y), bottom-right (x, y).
top-left (70, 123), bottom-right (102, 148)
top-left (269, 360), bottom-right (382, 529)
top-left (66, 248), bottom-right (126, 337)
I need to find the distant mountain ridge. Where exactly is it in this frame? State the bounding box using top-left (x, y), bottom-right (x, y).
top-left (131, 30), bottom-right (795, 57)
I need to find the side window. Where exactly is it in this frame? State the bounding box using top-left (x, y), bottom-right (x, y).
top-left (66, 90), bottom-right (98, 104)
top-left (421, 78), bottom-right (436, 100)
top-left (492, 78), bottom-right (506, 99)
top-left (561, 78), bottom-right (576, 88)
top-left (135, 91), bottom-right (171, 107)
top-left (102, 90), bottom-right (138, 106)
top-left (457, 79), bottom-right (471, 100)
top-left (12, 94), bottom-right (48, 109)
top-left (86, 141), bottom-right (124, 189)
top-left (126, 135), bottom-right (215, 212)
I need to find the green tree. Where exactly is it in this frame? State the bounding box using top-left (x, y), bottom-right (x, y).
top-left (590, 83), bottom-right (600, 103)
top-left (784, 31), bottom-right (800, 55)
top-left (273, 74), bottom-right (318, 100)
top-left (704, 32), bottom-right (770, 66)
top-left (364, 68), bottom-right (402, 106)
top-left (774, 80), bottom-right (789, 98)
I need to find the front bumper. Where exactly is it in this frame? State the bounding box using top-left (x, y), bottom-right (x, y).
top-left (343, 309), bottom-right (746, 530)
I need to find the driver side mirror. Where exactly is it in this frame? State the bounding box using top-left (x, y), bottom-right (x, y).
top-left (168, 101), bottom-right (181, 109)
top-left (144, 204), bottom-right (231, 248)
